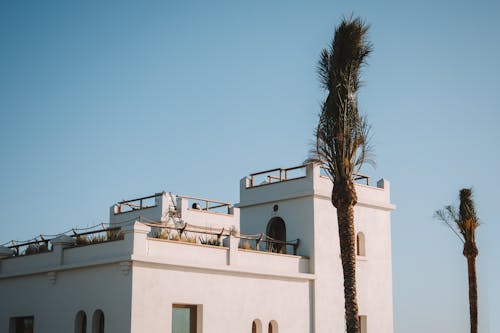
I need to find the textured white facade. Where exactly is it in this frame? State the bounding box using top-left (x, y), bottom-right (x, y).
top-left (0, 163), bottom-right (395, 333)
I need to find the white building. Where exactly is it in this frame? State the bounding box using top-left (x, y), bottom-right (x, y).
top-left (0, 163), bottom-right (395, 333)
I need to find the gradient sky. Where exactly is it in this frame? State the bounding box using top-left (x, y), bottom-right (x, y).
top-left (1, 1), bottom-right (498, 332)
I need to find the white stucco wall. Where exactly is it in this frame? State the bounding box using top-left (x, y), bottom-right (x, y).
top-left (314, 172), bottom-right (395, 333)
top-left (0, 261), bottom-right (132, 332)
top-left (0, 222), bottom-right (312, 333)
top-left (238, 163), bottom-right (395, 333)
top-left (130, 261), bottom-right (311, 333)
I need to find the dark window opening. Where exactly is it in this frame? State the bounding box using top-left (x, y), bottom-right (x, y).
top-left (266, 217), bottom-right (286, 253)
top-left (268, 320), bottom-right (278, 333)
top-left (75, 311), bottom-right (87, 333)
top-left (92, 310), bottom-right (104, 333)
top-left (9, 316), bottom-right (34, 333)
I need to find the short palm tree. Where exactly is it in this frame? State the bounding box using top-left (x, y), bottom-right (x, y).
top-left (309, 16), bottom-right (373, 333)
top-left (435, 188), bottom-right (479, 333)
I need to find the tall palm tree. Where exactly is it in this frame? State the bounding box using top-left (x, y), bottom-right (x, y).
top-left (309, 16), bottom-right (373, 333)
top-left (435, 188), bottom-right (480, 333)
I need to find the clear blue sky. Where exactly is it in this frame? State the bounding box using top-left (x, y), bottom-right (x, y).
top-left (1, 1), bottom-right (498, 332)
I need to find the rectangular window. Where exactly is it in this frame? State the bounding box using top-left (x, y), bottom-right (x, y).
top-left (9, 316), bottom-right (34, 333)
top-left (359, 315), bottom-right (367, 333)
top-left (172, 304), bottom-right (197, 333)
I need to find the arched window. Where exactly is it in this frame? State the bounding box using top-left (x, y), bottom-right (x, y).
top-left (266, 217), bottom-right (286, 253)
top-left (252, 319), bottom-right (262, 333)
top-left (92, 310), bottom-right (104, 333)
top-left (268, 320), bottom-right (278, 333)
top-left (74, 311), bottom-right (87, 333)
top-left (357, 232), bottom-right (366, 256)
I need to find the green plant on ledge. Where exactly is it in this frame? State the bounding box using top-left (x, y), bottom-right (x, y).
top-left (75, 229), bottom-right (124, 246)
top-left (199, 235), bottom-right (221, 246)
top-left (181, 234), bottom-right (197, 244)
top-left (23, 243), bottom-right (50, 255)
top-left (239, 240), bottom-right (253, 250)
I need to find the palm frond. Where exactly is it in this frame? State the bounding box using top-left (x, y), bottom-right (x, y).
top-left (309, 16), bottom-right (374, 185)
top-left (435, 188), bottom-right (480, 246)
top-left (434, 206), bottom-right (464, 243)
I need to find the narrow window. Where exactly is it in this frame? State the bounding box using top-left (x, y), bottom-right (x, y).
top-left (359, 315), bottom-right (367, 333)
top-left (268, 320), bottom-right (278, 333)
top-left (92, 310), bottom-right (104, 333)
top-left (252, 319), bottom-right (262, 333)
top-left (9, 316), bottom-right (34, 333)
top-left (75, 311), bottom-right (87, 333)
top-left (356, 232), bottom-right (366, 256)
top-left (172, 304), bottom-right (198, 333)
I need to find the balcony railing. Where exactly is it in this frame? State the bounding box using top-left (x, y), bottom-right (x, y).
top-left (2, 225), bottom-right (123, 257)
top-left (146, 223), bottom-right (300, 255)
top-left (237, 233), bottom-right (300, 255)
top-left (248, 164), bottom-right (307, 188)
top-left (178, 195), bottom-right (233, 215)
top-left (319, 166), bottom-right (370, 186)
top-left (115, 193), bottom-right (163, 214)
top-left (247, 163), bottom-right (371, 187)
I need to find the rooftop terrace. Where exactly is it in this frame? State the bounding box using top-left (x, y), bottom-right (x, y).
top-left (246, 164), bottom-right (371, 188)
top-left (239, 163), bottom-right (393, 211)
top-left (0, 222), bottom-right (310, 282)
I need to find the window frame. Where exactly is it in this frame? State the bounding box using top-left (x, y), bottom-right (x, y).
top-left (252, 319), bottom-right (262, 333)
top-left (172, 304), bottom-right (198, 333)
top-left (92, 309), bottom-right (105, 333)
top-left (75, 310), bottom-right (87, 333)
top-left (9, 316), bottom-right (34, 333)
top-left (359, 315), bottom-right (368, 333)
top-left (356, 232), bottom-right (366, 257)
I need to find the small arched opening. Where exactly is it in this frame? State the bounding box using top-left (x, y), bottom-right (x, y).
top-left (357, 232), bottom-right (366, 256)
top-left (92, 310), bottom-right (104, 333)
top-left (266, 217), bottom-right (286, 253)
top-left (74, 311), bottom-right (87, 333)
top-left (252, 319), bottom-right (262, 333)
top-left (268, 320), bottom-right (278, 333)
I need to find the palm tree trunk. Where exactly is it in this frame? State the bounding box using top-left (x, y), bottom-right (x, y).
top-left (336, 198), bottom-right (360, 333)
top-left (467, 256), bottom-right (478, 333)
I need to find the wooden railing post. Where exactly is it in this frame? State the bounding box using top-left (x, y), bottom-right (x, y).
top-left (179, 224), bottom-right (187, 239)
top-left (217, 228), bottom-right (225, 245)
top-left (293, 239), bottom-right (300, 255)
top-left (256, 233), bottom-right (263, 251)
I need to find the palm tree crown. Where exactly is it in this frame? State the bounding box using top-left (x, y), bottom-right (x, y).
top-left (435, 188), bottom-right (479, 256)
top-left (313, 17), bottom-right (373, 198)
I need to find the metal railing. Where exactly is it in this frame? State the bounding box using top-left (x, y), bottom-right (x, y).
top-left (237, 233), bottom-right (300, 255)
top-left (147, 223), bottom-right (301, 255)
top-left (148, 223), bottom-right (230, 245)
top-left (115, 193), bottom-right (163, 214)
top-left (247, 164), bottom-right (371, 187)
top-left (4, 226), bottom-right (123, 257)
top-left (248, 164), bottom-right (307, 188)
top-left (319, 166), bottom-right (370, 186)
top-left (178, 195), bottom-right (233, 215)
